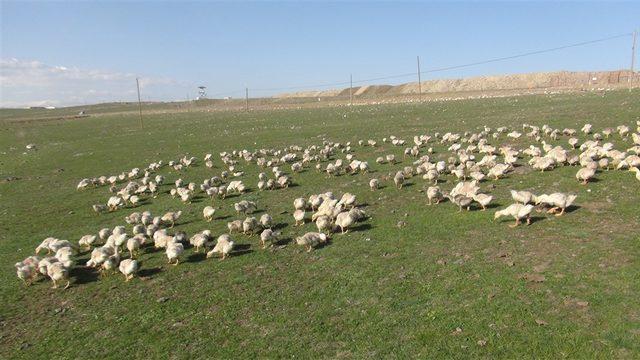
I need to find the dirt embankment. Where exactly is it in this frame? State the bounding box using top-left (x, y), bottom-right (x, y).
top-left (274, 70), bottom-right (639, 98)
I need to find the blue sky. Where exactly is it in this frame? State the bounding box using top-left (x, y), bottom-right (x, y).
top-left (1, 1), bottom-right (638, 107)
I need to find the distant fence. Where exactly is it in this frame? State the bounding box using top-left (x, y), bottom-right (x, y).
top-left (549, 70), bottom-right (640, 88)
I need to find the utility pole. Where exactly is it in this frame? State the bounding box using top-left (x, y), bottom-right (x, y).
top-left (245, 87), bottom-right (249, 112)
top-left (631, 30), bottom-right (637, 73)
top-left (417, 56), bottom-right (422, 97)
top-left (629, 30), bottom-right (637, 91)
top-left (136, 78), bottom-right (143, 129)
top-left (349, 74), bottom-right (353, 105)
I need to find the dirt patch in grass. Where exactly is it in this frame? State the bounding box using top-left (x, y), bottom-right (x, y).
top-left (513, 164), bottom-right (533, 176)
top-left (580, 200), bottom-right (613, 214)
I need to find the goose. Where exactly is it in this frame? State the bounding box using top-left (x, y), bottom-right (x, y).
top-left (472, 193), bottom-right (493, 211)
top-left (494, 204), bottom-right (534, 227)
top-left (576, 167), bottom-right (596, 185)
top-left (426, 186), bottom-right (443, 205)
top-left (451, 169), bottom-right (466, 181)
top-left (15, 259), bottom-right (38, 286)
top-left (393, 171), bottom-right (405, 189)
top-left (259, 229), bottom-right (279, 248)
top-left (535, 193), bottom-right (577, 216)
top-left (450, 180), bottom-right (480, 198)
top-left (369, 178), bottom-right (380, 191)
top-left (293, 209), bottom-right (306, 226)
top-left (207, 234), bottom-right (234, 260)
top-left (242, 217), bottom-right (259, 236)
top-left (166, 241), bottom-right (184, 265)
top-left (189, 230), bottom-right (212, 252)
top-left (293, 197), bottom-right (306, 210)
top-left (337, 193), bottom-right (356, 209)
top-left (78, 235), bottom-right (97, 250)
top-left (295, 232), bottom-right (328, 252)
top-left (446, 194), bottom-right (473, 212)
top-left (46, 262), bottom-right (70, 289)
top-left (126, 236), bottom-right (143, 258)
top-left (423, 169), bottom-right (439, 184)
top-left (510, 190), bottom-right (536, 205)
top-left (335, 211), bottom-right (356, 234)
top-left (161, 211), bottom-right (182, 228)
top-left (118, 259), bottom-right (138, 281)
top-left (227, 220), bottom-right (242, 233)
top-left (315, 215), bottom-right (332, 234)
top-left (488, 163), bottom-right (510, 180)
top-left (469, 171), bottom-right (485, 182)
top-left (203, 206), bottom-right (216, 222)
top-left (101, 248), bottom-right (120, 275)
top-left (259, 213), bottom-right (273, 229)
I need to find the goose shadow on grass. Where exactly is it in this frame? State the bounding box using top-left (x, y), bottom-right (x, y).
top-left (347, 170), bottom-right (370, 176)
top-left (273, 222), bottom-right (289, 231)
top-left (528, 215), bottom-right (546, 225)
top-left (138, 266), bottom-right (162, 278)
top-left (232, 244), bottom-right (254, 257)
top-left (136, 199), bottom-right (153, 206)
top-left (187, 252), bottom-right (207, 263)
top-left (314, 239), bottom-right (332, 250)
top-left (273, 237), bottom-right (292, 246)
top-left (144, 246), bottom-right (162, 254)
top-left (494, 216), bottom-right (545, 226)
top-left (485, 202), bottom-right (502, 210)
top-left (538, 205), bottom-right (581, 216)
top-left (348, 223), bottom-right (373, 233)
top-left (565, 205), bottom-right (581, 214)
top-left (176, 219), bottom-right (197, 226)
top-left (71, 267), bottom-right (100, 285)
top-left (469, 203), bottom-right (501, 211)
top-left (215, 215), bottom-right (232, 221)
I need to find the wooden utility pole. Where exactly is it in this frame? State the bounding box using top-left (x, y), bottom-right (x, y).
top-left (349, 74), bottom-right (353, 105)
top-left (136, 78), bottom-right (143, 129)
top-left (631, 30), bottom-right (637, 73)
top-left (245, 87), bottom-right (249, 112)
top-left (629, 30), bottom-right (637, 91)
top-left (417, 56), bottom-right (422, 96)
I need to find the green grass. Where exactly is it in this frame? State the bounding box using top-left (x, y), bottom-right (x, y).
top-left (1, 90), bottom-right (639, 358)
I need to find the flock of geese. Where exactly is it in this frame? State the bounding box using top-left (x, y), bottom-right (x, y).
top-left (15, 119), bottom-right (640, 289)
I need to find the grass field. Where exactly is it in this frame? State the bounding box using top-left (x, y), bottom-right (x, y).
top-left (1, 90), bottom-right (639, 358)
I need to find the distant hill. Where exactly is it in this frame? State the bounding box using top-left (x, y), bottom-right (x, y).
top-left (274, 70), bottom-right (638, 98)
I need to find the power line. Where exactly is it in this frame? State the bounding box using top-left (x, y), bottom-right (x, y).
top-left (210, 32), bottom-right (633, 97)
top-left (351, 32), bottom-right (633, 85)
top-left (419, 32), bottom-right (633, 76)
